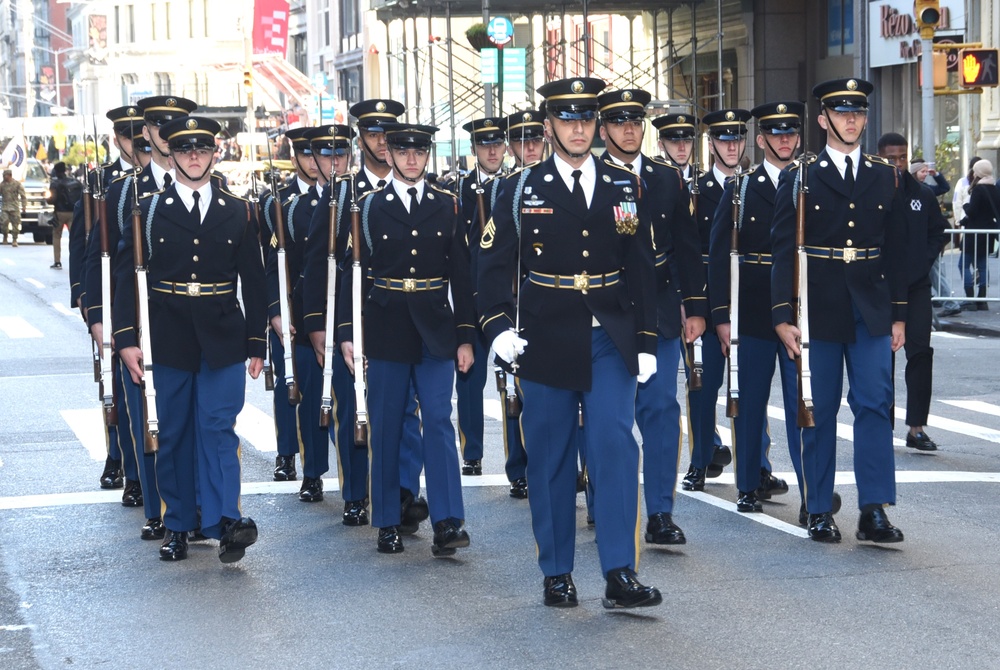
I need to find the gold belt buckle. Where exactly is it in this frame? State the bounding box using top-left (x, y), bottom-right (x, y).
top-left (186, 282), bottom-right (202, 297)
top-left (573, 272), bottom-right (590, 291)
top-left (842, 248), bottom-right (857, 263)
top-left (402, 278), bottom-right (417, 293)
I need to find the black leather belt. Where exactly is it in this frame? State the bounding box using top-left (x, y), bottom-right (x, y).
top-left (741, 253), bottom-right (773, 265)
top-left (372, 277), bottom-right (446, 292)
top-left (804, 246), bottom-right (880, 263)
top-left (528, 270), bottom-right (620, 291)
top-left (152, 281), bottom-right (235, 297)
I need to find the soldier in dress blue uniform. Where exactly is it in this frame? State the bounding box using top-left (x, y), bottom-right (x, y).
top-left (876, 133), bottom-right (948, 453)
top-left (597, 88), bottom-right (706, 546)
top-left (708, 101), bottom-right (809, 516)
top-left (478, 77), bottom-right (661, 609)
top-left (681, 108), bottom-right (751, 492)
top-left (338, 123), bottom-right (474, 556)
top-left (263, 126), bottom-right (319, 484)
top-left (115, 116), bottom-right (268, 562)
top-left (771, 78), bottom-right (908, 544)
top-left (454, 117), bottom-right (508, 477)
top-left (652, 113), bottom-right (698, 183)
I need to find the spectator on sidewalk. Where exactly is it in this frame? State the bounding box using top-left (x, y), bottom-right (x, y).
top-left (958, 159), bottom-right (1000, 311)
top-left (47, 162), bottom-right (83, 269)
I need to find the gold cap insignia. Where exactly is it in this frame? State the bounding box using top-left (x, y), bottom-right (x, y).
top-left (483, 119), bottom-right (495, 127)
top-left (621, 91), bottom-right (633, 102)
top-left (777, 103), bottom-right (787, 114)
top-left (375, 101), bottom-right (387, 112)
top-left (847, 79), bottom-right (858, 91)
top-left (166, 98), bottom-right (177, 107)
top-left (571, 80), bottom-right (584, 94)
top-left (725, 111), bottom-right (735, 121)
top-left (677, 115), bottom-right (686, 123)
top-left (127, 107), bottom-right (137, 117)
top-left (327, 126), bottom-right (335, 134)
top-left (185, 119), bottom-right (198, 130)
top-left (522, 112), bottom-right (532, 122)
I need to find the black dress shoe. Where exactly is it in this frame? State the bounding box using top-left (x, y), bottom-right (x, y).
top-left (706, 445), bottom-right (732, 478)
top-left (399, 492), bottom-right (429, 535)
top-left (159, 530), bottom-right (189, 561)
top-left (461, 459), bottom-right (482, 476)
top-left (736, 491), bottom-right (763, 513)
top-left (602, 567), bottom-right (662, 609)
top-left (343, 499), bottom-right (369, 526)
top-left (272, 455), bottom-right (297, 481)
top-left (121, 479), bottom-right (143, 507)
top-left (298, 476), bottom-right (324, 502)
top-left (799, 492), bottom-right (842, 526)
top-left (509, 477), bottom-right (528, 499)
top-left (100, 457), bottom-right (123, 489)
top-left (377, 526), bottom-right (404, 554)
top-left (856, 507), bottom-right (904, 543)
top-left (218, 517), bottom-right (258, 564)
top-left (141, 517), bottom-right (165, 541)
top-left (431, 519), bottom-right (470, 557)
top-left (543, 574), bottom-right (578, 607)
top-left (645, 512), bottom-right (686, 545)
top-left (756, 469), bottom-right (789, 499)
top-left (906, 431), bottom-right (938, 451)
top-left (681, 465), bottom-right (706, 491)
top-left (807, 512), bottom-right (842, 543)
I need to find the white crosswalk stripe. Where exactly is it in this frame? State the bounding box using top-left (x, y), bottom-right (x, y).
top-left (0, 315), bottom-right (43, 338)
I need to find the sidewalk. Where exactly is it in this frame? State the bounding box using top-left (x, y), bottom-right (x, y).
top-left (935, 301), bottom-right (1000, 337)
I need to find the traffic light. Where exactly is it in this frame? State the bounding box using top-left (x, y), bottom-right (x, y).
top-left (959, 49), bottom-right (999, 88)
top-left (914, 0), bottom-right (940, 39)
top-left (243, 69), bottom-right (253, 90)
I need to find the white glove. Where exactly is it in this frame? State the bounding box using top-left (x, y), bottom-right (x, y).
top-left (637, 353), bottom-right (657, 384)
top-left (492, 329), bottom-right (528, 365)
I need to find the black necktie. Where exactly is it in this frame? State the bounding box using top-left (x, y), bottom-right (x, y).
top-left (163, 173), bottom-right (173, 189)
top-left (624, 162), bottom-right (635, 173)
top-left (191, 191), bottom-right (201, 224)
top-left (407, 187), bottom-right (418, 213)
top-left (844, 156), bottom-right (855, 193)
top-left (377, 179), bottom-right (387, 189)
top-left (571, 169), bottom-right (587, 210)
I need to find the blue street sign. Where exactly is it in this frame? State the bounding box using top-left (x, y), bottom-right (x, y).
top-left (487, 16), bottom-right (514, 47)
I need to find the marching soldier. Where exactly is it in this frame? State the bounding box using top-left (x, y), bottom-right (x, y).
top-left (262, 126), bottom-right (317, 484)
top-left (478, 77), bottom-right (661, 609)
top-left (338, 123), bottom-right (474, 557)
top-left (771, 78), bottom-right (908, 543)
top-left (708, 102), bottom-right (809, 516)
top-left (652, 113), bottom-right (698, 182)
top-left (597, 88), bottom-right (706, 546)
top-left (682, 108), bottom-right (751, 492)
top-left (115, 116), bottom-right (267, 562)
top-left (455, 117), bottom-right (508, 477)
top-left (506, 109), bottom-right (545, 168)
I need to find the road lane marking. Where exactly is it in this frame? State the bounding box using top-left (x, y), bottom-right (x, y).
top-left (0, 316), bottom-right (42, 339)
top-left (939, 399), bottom-right (1000, 416)
top-left (896, 406), bottom-right (1000, 444)
top-left (235, 403), bottom-right (277, 453)
top-left (932, 331), bottom-right (970, 339)
top-left (680, 489), bottom-right (810, 538)
top-left (60, 409), bottom-right (109, 461)
top-left (24, 278), bottom-right (44, 289)
top-left (52, 302), bottom-right (78, 318)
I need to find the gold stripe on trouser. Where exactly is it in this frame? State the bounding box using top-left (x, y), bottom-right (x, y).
top-left (799, 424), bottom-right (808, 512)
top-left (293, 396), bottom-right (306, 471)
top-left (730, 413), bottom-right (739, 485)
top-left (515, 376), bottom-right (541, 562)
top-left (633, 455), bottom-right (642, 570)
top-left (331, 378), bottom-right (346, 492)
top-left (681, 343), bottom-right (696, 457)
top-left (236, 441), bottom-right (243, 516)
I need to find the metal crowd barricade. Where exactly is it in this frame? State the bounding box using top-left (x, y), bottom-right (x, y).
top-left (931, 228), bottom-right (999, 310)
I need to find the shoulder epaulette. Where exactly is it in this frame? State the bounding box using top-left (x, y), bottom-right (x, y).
top-left (110, 172), bottom-right (132, 185)
top-left (864, 153), bottom-right (893, 167)
top-left (429, 183), bottom-right (459, 200)
top-left (225, 191), bottom-right (252, 204)
top-left (505, 162), bottom-right (537, 180)
top-left (649, 155), bottom-right (684, 174)
top-left (604, 160), bottom-right (636, 174)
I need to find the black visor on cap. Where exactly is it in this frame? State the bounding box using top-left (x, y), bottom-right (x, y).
top-left (548, 104), bottom-right (598, 121)
top-left (602, 109), bottom-right (646, 122)
top-left (709, 128), bottom-right (747, 141)
top-left (760, 122), bottom-right (801, 135)
top-left (170, 137), bottom-right (215, 151)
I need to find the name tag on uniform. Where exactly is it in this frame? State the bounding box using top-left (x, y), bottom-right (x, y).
top-left (522, 207), bottom-right (553, 214)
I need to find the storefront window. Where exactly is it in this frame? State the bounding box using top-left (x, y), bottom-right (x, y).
top-left (827, 0), bottom-right (855, 57)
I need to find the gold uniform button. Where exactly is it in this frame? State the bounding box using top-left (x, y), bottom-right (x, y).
top-left (193, 238), bottom-right (200, 245)
top-left (411, 249), bottom-right (418, 256)
top-left (411, 230), bottom-right (418, 236)
top-left (191, 273), bottom-right (197, 280)
top-left (848, 221), bottom-right (855, 228)
top-left (410, 267), bottom-right (416, 273)
top-left (582, 230), bottom-right (589, 237)
top-left (193, 255), bottom-right (199, 262)
top-left (849, 203), bottom-right (856, 209)
top-left (582, 250), bottom-right (589, 258)
top-left (846, 240), bottom-right (853, 246)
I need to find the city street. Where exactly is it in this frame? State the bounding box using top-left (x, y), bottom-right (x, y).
top-left (2, 237), bottom-right (1000, 670)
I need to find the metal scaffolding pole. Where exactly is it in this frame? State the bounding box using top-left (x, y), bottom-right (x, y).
top-left (652, 10), bottom-right (660, 99)
top-left (446, 1), bottom-right (458, 167)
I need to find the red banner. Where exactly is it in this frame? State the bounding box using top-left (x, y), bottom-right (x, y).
top-left (253, 0), bottom-right (290, 56)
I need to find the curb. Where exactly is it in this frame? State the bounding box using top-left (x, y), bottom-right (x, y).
top-left (937, 318), bottom-right (1000, 338)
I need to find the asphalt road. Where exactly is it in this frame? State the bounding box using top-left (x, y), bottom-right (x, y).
top-left (2, 238), bottom-right (1000, 670)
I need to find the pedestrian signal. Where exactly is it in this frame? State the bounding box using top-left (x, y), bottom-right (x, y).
top-left (959, 49), bottom-right (999, 88)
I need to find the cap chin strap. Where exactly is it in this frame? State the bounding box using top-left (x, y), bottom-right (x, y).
top-left (174, 161), bottom-right (212, 184)
top-left (603, 127), bottom-right (641, 164)
top-left (710, 137), bottom-right (746, 171)
top-left (822, 108), bottom-right (864, 147)
top-left (393, 162), bottom-right (427, 184)
top-left (294, 155), bottom-right (316, 184)
top-left (761, 135), bottom-right (799, 165)
top-left (547, 112), bottom-right (593, 159)
top-left (362, 135), bottom-right (388, 166)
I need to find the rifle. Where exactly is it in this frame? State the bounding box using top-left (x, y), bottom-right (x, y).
top-left (129, 153), bottom-right (158, 453)
top-left (687, 128), bottom-right (704, 391)
top-left (265, 139), bottom-right (301, 405)
top-left (81, 118), bottom-right (100, 384)
top-left (793, 153), bottom-right (816, 428)
top-left (349, 172), bottom-right (368, 445)
top-left (319, 164), bottom-right (339, 428)
top-left (726, 168), bottom-right (744, 418)
top-left (92, 118), bottom-right (117, 427)
top-left (250, 167), bottom-right (274, 391)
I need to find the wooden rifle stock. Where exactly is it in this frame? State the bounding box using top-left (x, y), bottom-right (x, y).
top-left (130, 191), bottom-right (159, 453)
top-left (319, 187), bottom-right (338, 428)
top-left (251, 189), bottom-right (274, 391)
top-left (271, 190), bottom-right (301, 405)
top-left (688, 175), bottom-right (704, 390)
top-left (350, 202), bottom-right (368, 445)
top-left (96, 189), bottom-right (117, 427)
top-left (726, 171), bottom-right (742, 418)
top-left (793, 157), bottom-right (816, 428)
